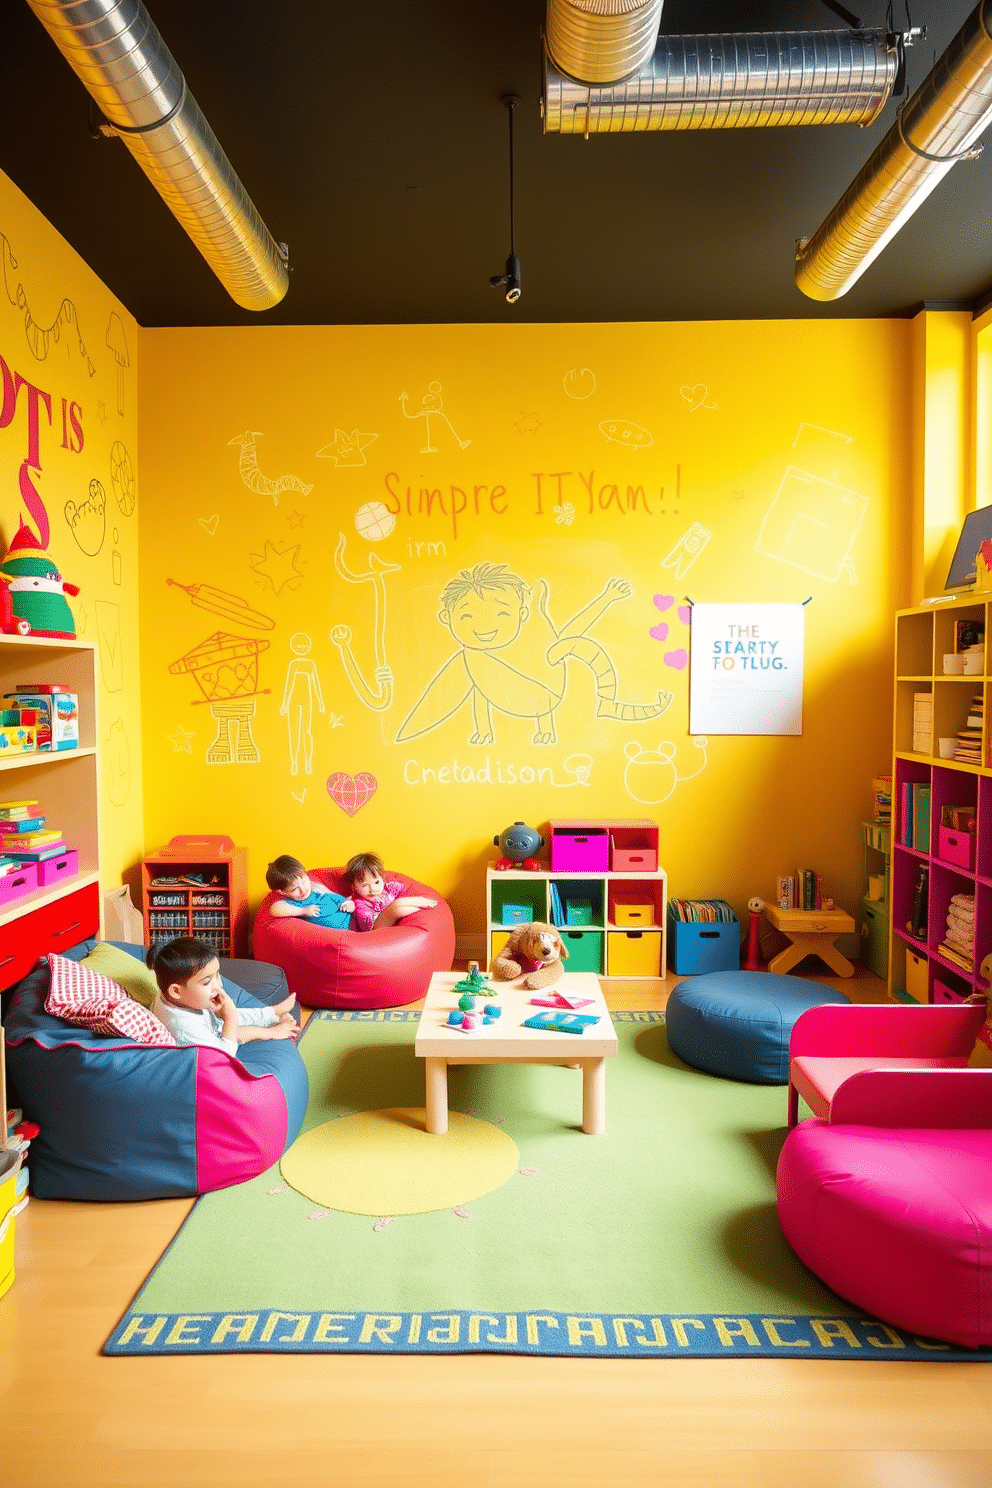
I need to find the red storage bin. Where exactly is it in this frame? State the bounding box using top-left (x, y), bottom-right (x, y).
top-left (932, 978), bottom-right (969, 1005)
top-left (938, 825), bottom-right (975, 871)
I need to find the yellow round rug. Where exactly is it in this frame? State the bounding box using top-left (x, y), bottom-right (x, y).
top-left (280, 1108), bottom-right (519, 1216)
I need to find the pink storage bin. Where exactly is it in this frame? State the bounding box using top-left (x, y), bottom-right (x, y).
top-left (0, 864), bottom-right (38, 904)
top-left (933, 979), bottom-right (969, 1005)
top-left (938, 825), bottom-right (975, 871)
top-left (610, 844), bottom-right (658, 872)
top-left (36, 849), bottom-right (78, 887)
top-left (550, 828), bottom-right (609, 872)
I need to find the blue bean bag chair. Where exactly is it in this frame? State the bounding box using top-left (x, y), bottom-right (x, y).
top-left (4, 941), bottom-right (309, 1201)
top-left (665, 970), bottom-right (850, 1084)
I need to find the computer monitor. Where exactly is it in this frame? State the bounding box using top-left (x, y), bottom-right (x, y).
top-left (944, 505), bottom-right (992, 591)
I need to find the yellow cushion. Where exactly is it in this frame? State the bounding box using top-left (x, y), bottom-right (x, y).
top-left (81, 942), bottom-right (159, 1009)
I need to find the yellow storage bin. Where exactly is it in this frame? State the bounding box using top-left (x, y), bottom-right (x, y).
top-left (613, 901), bottom-right (655, 927)
top-left (905, 948), bottom-right (928, 1004)
top-left (607, 930), bottom-right (662, 977)
top-left (490, 930), bottom-right (511, 963)
top-left (0, 1150), bottom-right (21, 1301)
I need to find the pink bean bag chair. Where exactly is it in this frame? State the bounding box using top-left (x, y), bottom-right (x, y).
top-left (252, 867), bottom-right (455, 1010)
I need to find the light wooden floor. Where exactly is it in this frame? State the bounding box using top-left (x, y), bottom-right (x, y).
top-left (2, 965), bottom-right (990, 1488)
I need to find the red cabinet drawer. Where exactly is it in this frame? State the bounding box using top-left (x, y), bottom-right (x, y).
top-left (0, 883), bottom-right (100, 991)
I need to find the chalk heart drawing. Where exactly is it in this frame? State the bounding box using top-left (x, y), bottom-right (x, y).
top-left (664, 648), bottom-right (688, 670)
top-left (679, 384), bottom-right (717, 413)
top-left (678, 605), bottom-right (692, 625)
top-left (650, 620), bottom-right (669, 643)
top-left (327, 771), bottom-right (377, 816)
top-left (199, 515), bottom-right (219, 536)
top-left (653, 594), bottom-right (674, 612)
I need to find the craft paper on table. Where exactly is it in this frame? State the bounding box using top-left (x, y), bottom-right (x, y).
top-left (689, 603), bottom-right (804, 736)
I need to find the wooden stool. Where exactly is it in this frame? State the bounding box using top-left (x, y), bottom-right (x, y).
top-left (763, 905), bottom-right (856, 978)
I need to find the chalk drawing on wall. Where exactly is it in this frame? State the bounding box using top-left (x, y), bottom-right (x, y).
top-left (649, 594), bottom-right (692, 670)
top-left (598, 419), bottom-right (653, 450)
top-left (792, 422), bottom-right (852, 480)
top-left (205, 700), bottom-right (262, 766)
top-left (198, 515), bottom-right (219, 536)
top-left (396, 562), bottom-right (673, 748)
top-left (660, 522), bottom-right (712, 580)
top-left (1, 231), bottom-right (95, 373)
top-left (110, 441), bottom-right (136, 515)
top-left (329, 712), bottom-right (344, 729)
top-left (354, 502), bottom-right (395, 541)
top-left (291, 788), bottom-right (308, 805)
top-left (250, 539), bottom-right (305, 595)
top-left (97, 401), bottom-right (108, 426)
top-left (755, 467), bottom-right (867, 584)
top-left (168, 632), bottom-right (270, 765)
top-left (679, 383), bottom-right (717, 413)
top-left (287, 510), bottom-right (306, 530)
top-left (64, 478), bottom-right (106, 556)
top-left (112, 540), bottom-right (121, 586)
top-left (167, 577), bottom-right (274, 630)
top-left (106, 313), bottom-right (129, 415)
top-left (280, 633), bottom-right (325, 777)
top-left (168, 725), bottom-right (195, 754)
top-left (555, 503), bottom-right (576, 527)
top-left (515, 413), bottom-right (541, 436)
top-left (94, 600), bottom-right (124, 692)
top-left (563, 753), bottom-right (593, 786)
top-left (228, 431), bottom-right (313, 505)
top-left (327, 771), bottom-right (378, 815)
top-left (104, 719), bottom-right (132, 806)
top-left (563, 368), bottom-right (597, 400)
top-left (399, 383), bottom-right (471, 453)
top-left (316, 429), bottom-right (379, 467)
top-left (623, 737), bottom-right (708, 805)
top-left (330, 534), bottom-right (400, 712)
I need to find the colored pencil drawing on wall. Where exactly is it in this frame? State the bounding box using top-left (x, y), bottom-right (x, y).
top-left (1, 230), bottom-right (95, 374)
top-left (168, 631), bottom-right (270, 766)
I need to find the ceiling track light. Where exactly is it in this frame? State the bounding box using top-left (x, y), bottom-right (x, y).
top-left (490, 93), bottom-right (521, 305)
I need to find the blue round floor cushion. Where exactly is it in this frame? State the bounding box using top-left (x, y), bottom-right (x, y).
top-left (665, 971), bottom-right (850, 1084)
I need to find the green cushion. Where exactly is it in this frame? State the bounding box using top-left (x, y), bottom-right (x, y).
top-left (80, 942), bottom-right (159, 1009)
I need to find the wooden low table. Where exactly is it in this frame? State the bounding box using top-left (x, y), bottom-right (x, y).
top-left (414, 971), bottom-right (618, 1135)
top-left (763, 904), bottom-right (857, 978)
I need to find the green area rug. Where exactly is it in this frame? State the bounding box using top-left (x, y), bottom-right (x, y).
top-left (105, 1011), bottom-right (981, 1360)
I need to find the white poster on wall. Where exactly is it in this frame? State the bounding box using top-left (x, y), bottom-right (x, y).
top-left (688, 603), bottom-right (804, 735)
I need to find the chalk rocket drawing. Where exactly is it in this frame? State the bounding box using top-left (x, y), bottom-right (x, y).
top-left (755, 467), bottom-right (867, 583)
top-left (64, 479), bottom-right (106, 556)
top-left (660, 522), bottom-right (712, 580)
top-left (228, 432), bottom-right (313, 505)
top-left (355, 502), bottom-right (395, 541)
top-left (106, 313), bottom-right (129, 415)
top-left (679, 384), bottom-right (717, 413)
top-left (563, 368), bottom-right (597, 399)
top-left (1, 232), bottom-right (95, 374)
top-left (316, 429), bottom-right (379, 467)
top-left (168, 632), bottom-right (270, 765)
top-left (623, 737), bottom-right (708, 805)
top-left (399, 383), bottom-right (471, 453)
top-left (280, 633), bottom-right (325, 777)
top-left (395, 561), bottom-right (673, 748)
top-left (599, 419), bottom-right (653, 450)
top-left (330, 533), bottom-right (400, 711)
top-left (110, 442), bottom-right (135, 516)
top-left (250, 539), bottom-right (305, 595)
top-left (167, 577), bottom-right (274, 630)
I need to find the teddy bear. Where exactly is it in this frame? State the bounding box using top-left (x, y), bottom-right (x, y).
top-left (490, 921), bottom-right (568, 990)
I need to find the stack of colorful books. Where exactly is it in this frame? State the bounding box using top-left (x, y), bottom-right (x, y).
top-left (776, 872), bottom-right (827, 911)
top-left (667, 898), bottom-right (737, 923)
top-left (0, 800), bottom-right (66, 862)
top-left (954, 692), bottom-right (983, 765)
top-left (872, 775), bottom-right (892, 826)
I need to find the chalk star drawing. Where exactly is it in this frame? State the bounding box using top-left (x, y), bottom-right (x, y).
top-left (554, 503), bottom-right (575, 526)
top-left (399, 382), bottom-right (471, 453)
top-left (316, 429), bottom-right (379, 467)
top-left (286, 510), bottom-right (306, 529)
top-left (515, 413), bottom-right (541, 435)
top-left (329, 713), bottom-right (345, 729)
top-left (250, 540), bottom-right (305, 595)
top-left (679, 383), bottom-right (717, 413)
top-left (168, 724), bottom-right (195, 754)
top-left (228, 431), bottom-right (313, 506)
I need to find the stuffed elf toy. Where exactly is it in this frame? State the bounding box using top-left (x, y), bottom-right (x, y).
top-left (0, 522), bottom-right (79, 638)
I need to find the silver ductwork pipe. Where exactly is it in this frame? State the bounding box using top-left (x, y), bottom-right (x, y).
top-left (546, 0), bottom-right (665, 87)
top-left (24, 0), bottom-right (289, 311)
top-left (796, 1), bottom-right (992, 301)
top-left (545, 29), bottom-right (898, 134)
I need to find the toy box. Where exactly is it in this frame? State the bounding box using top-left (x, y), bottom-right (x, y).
top-left (0, 863), bottom-right (37, 906)
top-left (609, 824), bottom-right (658, 873)
top-left (549, 824), bottom-right (609, 872)
top-left (613, 899), bottom-right (655, 927)
top-left (668, 915), bottom-right (740, 974)
top-left (905, 947), bottom-right (928, 1004)
top-left (0, 724), bottom-right (36, 754)
top-left (565, 898), bottom-right (593, 925)
top-left (36, 849), bottom-right (78, 887)
top-left (3, 689), bottom-right (77, 751)
top-left (607, 930), bottom-right (662, 976)
top-left (500, 901), bottom-right (533, 926)
top-left (559, 930), bottom-right (603, 973)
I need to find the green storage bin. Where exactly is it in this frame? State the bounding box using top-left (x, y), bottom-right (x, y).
top-left (859, 896), bottom-right (888, 979)
top-left (560, 929), bottom-right (603, 973)
top-left (564, 897), bottom-right (593, 925)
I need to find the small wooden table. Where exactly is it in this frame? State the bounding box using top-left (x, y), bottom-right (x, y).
top-left (764, 904), bottom-right (857, 978)
top-left (414, 971), bottom-right (618, 1135)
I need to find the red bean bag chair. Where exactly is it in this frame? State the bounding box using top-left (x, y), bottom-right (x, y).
top-left (252, 867), bottom-right (455, 1009)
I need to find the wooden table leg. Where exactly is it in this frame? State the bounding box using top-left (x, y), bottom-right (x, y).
top-left (424, 1057), bottom-right (448, 1134)
top-left (769, 934), bottom-right (855, 978)
top-left (582, 1057), bottom-right (606, 1135)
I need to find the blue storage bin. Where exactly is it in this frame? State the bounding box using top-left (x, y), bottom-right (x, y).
top-left (668, 917), bottom-right (740, 974)
top-left (501, 902), bottom-right (533, 926)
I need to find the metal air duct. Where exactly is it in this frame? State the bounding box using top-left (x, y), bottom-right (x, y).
top-left (544, 29), bottom-right (898, 134)
top-left (796, 1), bottom-right (992, 301)
top-left (546, 0), bottom-right (665, 87)
top-left (24, 0), bottom-right (289, 311)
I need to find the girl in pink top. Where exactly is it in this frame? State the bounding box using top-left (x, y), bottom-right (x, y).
top-left (346, 851), bottom-right (437, 931)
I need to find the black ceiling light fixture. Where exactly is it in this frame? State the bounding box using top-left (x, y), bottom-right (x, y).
top-left (489, 93), bottom-right (521, 305)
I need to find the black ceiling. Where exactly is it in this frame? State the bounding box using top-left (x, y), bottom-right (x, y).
top-left (1, 0), bottom-right (990, 327)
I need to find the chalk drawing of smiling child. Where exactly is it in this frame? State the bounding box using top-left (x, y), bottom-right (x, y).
top-left (395, 561), bottom-right (672, 747)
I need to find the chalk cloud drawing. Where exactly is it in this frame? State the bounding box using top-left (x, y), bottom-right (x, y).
top-left (168, 632), bottom-right (270, 765)
top-left (317, 429), bottom-right (379, 467)
top-left (330, 533), bottom-right (400, 712)
top-left (515, 413), bottom-right (541, 435)
top-left (250, 539), bottom-right (305, 595)
top-left (599, 418), bottom-right (653, 450)
top-left (661, 523), bottom-right (712, 579)
top-left (396, 561), bottom-right (673, 748)
top-left (198, 515), bottom-right (219, 536)
top-left (110, 441), bottom-right (136, 515)
top-left (399, 383), bottom-right (471, 453)
top-left (623, 738), bottom-right (708, 805)
top-left (563, 368), bottom-right (597, 400)
top-left (94, 600), bottom-right (123, 692)
top-left (104, 718), bottom-right (131, 806)
top-left (555, 503), bottom-right (575, 527)
top-left (228, 431), bottom-right (313, 505)
top-left (1, 232), bottom-right (95, 373)
top-left (167, 577), bottom-right (274, 630)
top-left (168, 724), bottom-right (195, 754)
top-left (755, 467), bottom-right (867, 584)
top-left (280, 633), bottom-right (324, 777)
top-left (355, 502), bottom-right (395, 541)
top-left (106, 313), bottom-right (129, 415)
top-left (679, 383), bottom-right (717, 413)
top-left (64, 478), bottom-right (106, 556)
top-left (327, 772), bottom-right (377, 815)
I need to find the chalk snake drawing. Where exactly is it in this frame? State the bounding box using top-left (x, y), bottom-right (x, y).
top-left (330, 533), bottom-right (400, 711)
top-left (396, 561), bottom-right (673, 747)
top-left (1, 232), bottom-right (95, 374)
top-left (228, 431), bottom-right (313, 505)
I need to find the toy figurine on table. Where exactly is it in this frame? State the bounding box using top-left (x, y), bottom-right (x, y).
top-left (453, 961), bottom-right (492, 995)
top-left (493, 821), bottom-right (544, 871)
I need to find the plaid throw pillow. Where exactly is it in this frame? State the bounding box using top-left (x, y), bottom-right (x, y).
top-left (45, 953), bottom-right (177, 1046)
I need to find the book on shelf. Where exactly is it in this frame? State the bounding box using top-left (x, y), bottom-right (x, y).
top-left (912, 784), bottom-right (931, 852)
top-left (548, 881), bottom-right (565, 927)
top-left (6, 842), bottom-right (67, 862)
top-left (942, 804), bottom-right (976, 833)
top-left (954, 619), bottom-right (985, 653)
top-left (2, 830), bottom-right (61, 849)
top-left (0, 816), bottom-right (46, 835)
top-left (0, 800), bottom-right (40, 820)
top-left (667, 898), bottom-right (736, 923)
top-left (522, 1010), bottom-right (601, 1034)
top-left (871, 776), bottom-right (891, 825)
